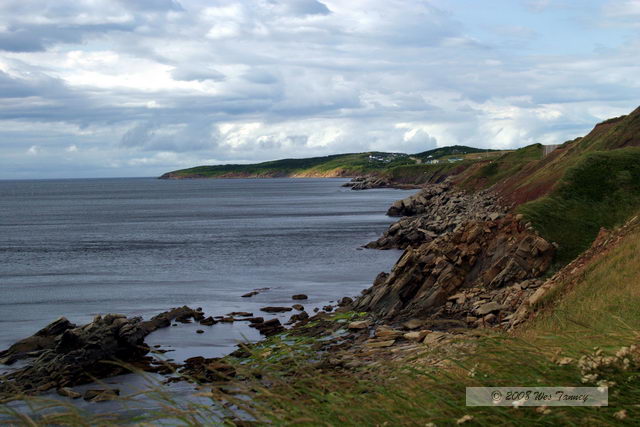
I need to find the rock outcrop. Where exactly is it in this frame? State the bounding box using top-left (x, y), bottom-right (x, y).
top-left (355, 215), bottom-right (555, 322)
top-left (342, 176), bottom-right (390, 190)
top-left (0, 306), bottom-right (203, 395)
top-left (368, 183), bottom-right (508, 249)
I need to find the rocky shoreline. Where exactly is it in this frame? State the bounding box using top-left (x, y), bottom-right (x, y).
top-left (0, 180), bottom-right (558, 406)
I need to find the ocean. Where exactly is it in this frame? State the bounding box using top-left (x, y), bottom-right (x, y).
top-left (0, 177), bottom-right (409, 363)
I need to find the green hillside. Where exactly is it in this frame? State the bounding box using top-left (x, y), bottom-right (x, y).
top-left (159, 145), bottom-right (489, 179)
top-left (519, 147), bottom-right (640, 264)
top-left (160, 152), bottom-right (414, 179)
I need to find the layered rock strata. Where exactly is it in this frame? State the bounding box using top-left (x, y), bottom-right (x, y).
top-left (367, 182), bottom-right (508, 249)
top-left (355, 214), bottom-right (555, 324)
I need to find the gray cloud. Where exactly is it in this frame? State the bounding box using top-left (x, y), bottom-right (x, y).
top-left (0, 0), bottom-right (639, 178)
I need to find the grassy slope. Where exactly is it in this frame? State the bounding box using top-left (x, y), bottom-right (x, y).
top-left (457, 107), bottom-right (640, 204)
top-left (246, 220), bottom-right (640, 426)
top-left (518, 148), bottom-right (640, 265)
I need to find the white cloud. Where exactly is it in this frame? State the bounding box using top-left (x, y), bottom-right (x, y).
top-left (0, 0), bottom-right (639, 178)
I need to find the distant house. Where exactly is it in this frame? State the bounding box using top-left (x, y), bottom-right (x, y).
top-left (427, 159), bottom-right (439, 165)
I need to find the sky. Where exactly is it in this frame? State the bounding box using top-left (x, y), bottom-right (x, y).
top-left (0, 0), bottom-right (639, 179)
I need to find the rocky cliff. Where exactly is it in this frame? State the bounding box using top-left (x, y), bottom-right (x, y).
top-left (356, 214), bottom-right (554, 324)
top-left (366, 181), bottom-right (508, 249)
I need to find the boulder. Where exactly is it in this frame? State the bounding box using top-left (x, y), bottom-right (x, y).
top-left (374, 327), bottom-right (403, 339)
top-left (403, 330), bottom-right (430, 342)
top-left (475, 302), bottom-right (504, 316)
top-left (347, 320), bottom-right (371, 330)
top-left (364, 340), bottom-right (395, 348)
top-left (291, 294), bottom-right (308, 300)
top-left (250, 319), bottom-right (284, 336)
top-left (338, 297), bottom-right (354, 307)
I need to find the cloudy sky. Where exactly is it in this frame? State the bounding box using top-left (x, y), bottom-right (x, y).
top-left (1, 0), bottom-right (639, 178)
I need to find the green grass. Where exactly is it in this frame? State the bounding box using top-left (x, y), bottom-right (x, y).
top-left (518, 147), bottom-right (640, 265)
top-left (162, 152), bottom-right (415, 178)
top-left (471, 143), bottom-right (543, 188)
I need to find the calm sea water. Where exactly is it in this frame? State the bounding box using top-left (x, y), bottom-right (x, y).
top-left (0, 178), bottom-right (409, 359)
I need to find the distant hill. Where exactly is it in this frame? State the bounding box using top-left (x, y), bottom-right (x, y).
top-left (159, 145), bottom-right (491, 179)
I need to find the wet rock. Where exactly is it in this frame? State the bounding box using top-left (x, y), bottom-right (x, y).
top-left (83, 388), bottom-right (120, 402)
top-left (180, 357), bottom-right (236, 383)
top-left (0, 317), bottom-right (76, 365)
top-left (250, 319), bottom-right (284, 336)
top-left (260, 306), bottom-right (293, 313)
top-left (338, 297), bottom-right (354, 307)
top-left (241, 291), bottom-right (259, 298)
top-left (200, 317), bottom-right (217, 326)
top-left (57, 387), bottom-right (81, 399)
top-left (291, 294), bottom-right (308, 300)
top-left (196, 330), bottom-right (205, 334)
top-left (0, 306), bottom-right (205, 395)
top-left (288, 311), bottom-right (309, 324)
top-left (292, 304), bottom-right (305, 311)
top-left (323, 305), bottom-right (334, 312)
top-left (227, 312), bottom-right (253, 317)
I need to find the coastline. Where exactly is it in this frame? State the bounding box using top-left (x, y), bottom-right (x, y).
top-left (2, 170), bottom-right (640, 424)
top-left (0, 178), bottom-right (551, 401)
top-left (0, 179), bottom-right (410, 404)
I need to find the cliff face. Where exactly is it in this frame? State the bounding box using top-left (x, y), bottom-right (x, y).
top-left (355, 214), bottom-right (554, 323)
top-left (367, 181), bottom-right (508, 249)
